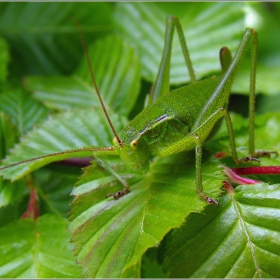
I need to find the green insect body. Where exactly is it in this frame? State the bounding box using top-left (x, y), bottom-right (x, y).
top-left (114, 77), bottom-right (220, 173)
top-left (0, 15), bottom-right (276, 206)
top-left (109, 20), bottom-right (263, 205)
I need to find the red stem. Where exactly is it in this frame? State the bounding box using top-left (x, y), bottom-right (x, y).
top-left (232, 166), bottom-right (280, 175)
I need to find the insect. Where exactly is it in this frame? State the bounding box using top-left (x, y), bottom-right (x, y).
top-left (0, 15), bottom-right (277, 206)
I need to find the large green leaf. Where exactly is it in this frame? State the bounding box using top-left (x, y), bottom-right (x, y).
top-left (114, 2), bottom-right (245, 85)
top-left (0, 214), bottom-right (83, 278)
top-left (25, 35), bottom-right (141, 116)
top-left (69, 152), bottom-right (223, 278)
top-left (0, 2), bottom-right (112, 75)
top-left (163, 183), bottom-right (280, 278)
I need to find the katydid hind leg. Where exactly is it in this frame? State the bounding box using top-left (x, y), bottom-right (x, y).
top-left (192, 108), bottom-right (249, 206)
top-left (188, 107), bottom-right (256, 206)
top-left (247, 29), bottom-right (278, 159)
top-left (248, 29), bottom-right (257, 157)
top-left (148, 15), bottom-right (196, 105)
top-left (193, 107), bottom-right (262, 165)
top-left (223, 109), bottom-right (261, 164)
top-left (230, 29), bottom-right (278, 161)
top-left (194, 28), bottom-right (276, 163)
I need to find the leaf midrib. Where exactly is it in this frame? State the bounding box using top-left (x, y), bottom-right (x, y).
top-left (231, 192), bottom-right (261, 278)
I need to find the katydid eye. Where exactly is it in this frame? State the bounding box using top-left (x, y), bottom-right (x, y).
top-left (130, 139), bottom-right (138, 150)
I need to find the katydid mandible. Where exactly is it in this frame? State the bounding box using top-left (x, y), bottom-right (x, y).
top-left (0, 15), bottom-right (276, 206)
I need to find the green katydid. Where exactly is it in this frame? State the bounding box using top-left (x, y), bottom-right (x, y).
top-left (0, 15), bottom-right (277, 206)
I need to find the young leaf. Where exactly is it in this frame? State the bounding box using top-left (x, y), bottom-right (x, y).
top-left (0, 214), bottom-right (83, 278)
top-left (163, 183), bottom-right (280, 278)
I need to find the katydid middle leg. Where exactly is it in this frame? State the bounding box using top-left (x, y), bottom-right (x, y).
top-left (95, 156), bottom-right (130, 199)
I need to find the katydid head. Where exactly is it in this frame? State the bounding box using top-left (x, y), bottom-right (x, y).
top-left (113, 132), bottom-right (150, 174)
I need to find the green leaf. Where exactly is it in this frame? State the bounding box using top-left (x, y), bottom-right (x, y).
top-left (256, 94), bottom-right (280, 114)
top-left (0, 203), bottom-right (19, 227)
top-left (141, 248), bottom-right (167, 278)
top-left (0, 36), bottom-right (9, 82)
top-left (34, 165), bottom-right (82, 217)
top-left (0, 112), bottom-right (19, 158)
top-left (69, 152), bottom-right (224, 278)
top-left (0, 178), bottom-right (25, 208)
top-left (114, 2), bottom-right (245, 85)
top-left (0, 113), bottom-right (25, 207)
top-left (0, 214), bottom-right (83, 278)
top-left (0, 89), bottom-right (48, 134)
top-left (25, 35), bottom-right (141, 116)
top-left (0, 107), bottom-right (126, 181)
top-left (0, 2), bottom-right (112, 75)
top-left (163, 183), bottom-right (280, 278)
top-left (232, 61), bottom-right (280, 96)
